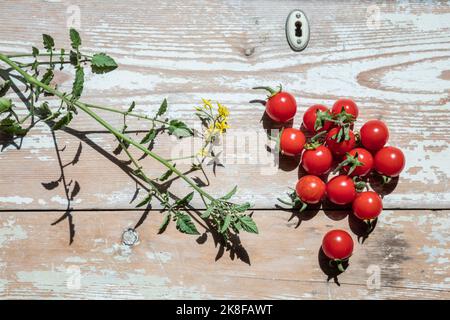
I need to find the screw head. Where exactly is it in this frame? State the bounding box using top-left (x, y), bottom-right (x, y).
top-left (122, 228), bottom-right (139, 246)
top-left (296, 13), bottom-right (301, 18)
top-left (297, 39), bottom-right (302, 44)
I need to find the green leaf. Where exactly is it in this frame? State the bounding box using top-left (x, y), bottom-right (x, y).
top-left (42, 34), bottom-right (55, 51)
top-left (140, 128), bottom-right (156, 144)
top-left (69, 28), bottom-right (81, 50)
top-left (52, 112), bottom-right (73, 130)
top-left (176, 192), bottom-right (194, 207)
top-left (159, 165), bottom-right (175, 181)
top-left (69, 50), bottom-right (78, 66)
top-left (41, 69), bottom-right (54, 85)
top-left (221, 185), bottom-right (237, 201)
top-left (0, 118), bottom-right (27, 136)
top-left (127, 101), bottom-right (136, 114)
top-left (32, 46), bottom-right (39, 57)
top-left (176, 213), bottom-right (200, 235)
top-left (135, 193), bottom-right (152, 208)
top-left (220, 214), bottom-right (232, 233)
top-left (201, 205), bottom-right (214, 218)
top-left (0, 98), bottom-right (12, 114)
top-left (0, 80), bottom-right (11, 97)
top-left (158, 212), bottom-right (171, 234)
top-left (71, 67), bottom-right (84, 100)
top-left (35, 102), bottom-right (52, 118)
top-left (234, 202), bottom-right (251, 213)
top-left (238, 215), bottom-right (258, 234)
top-left (91, 53), bottom-right (118, 74)
top-left (168, 120), bottom-right (193, 138)
top-left (156, 98), bottom-right (167, 117)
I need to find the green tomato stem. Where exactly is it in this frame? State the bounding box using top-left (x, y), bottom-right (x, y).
top-left (0, 52), bottom-right (214, 202)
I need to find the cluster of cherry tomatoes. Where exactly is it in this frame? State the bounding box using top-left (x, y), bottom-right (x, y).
top-left (254, 86), bottom-right (405, 272)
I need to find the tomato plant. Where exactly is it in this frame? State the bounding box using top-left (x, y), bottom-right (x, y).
top-left (338, 148), bottom-right (374, 177)
top-left (301, 145), bottom-right (333, 176)
top-left (326, 175), bottom-right (356, 205)
top-left (296, 175), bottom-right (326, 204)
top-left (322, 229), bottom-right (354, 271)
top-left (374, 146), bottom-right (405, 178)
top-left (360, 120), bottom-right (389, 151)
top-left (325, 127), bottom-right (356, 157)
top-left (302, 104), bottom-right (333, 133)
top-left (352, 191), bottom-right (383, 221)
top-left (279, 128), bottom-right (306, 156)
top-left (253, 86), bottom-right (297, 122)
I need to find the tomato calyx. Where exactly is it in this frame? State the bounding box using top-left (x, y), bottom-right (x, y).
top-left (334, 152), bottom-right (364, 176)
top-left (329, 108), bottom-right (356, 143)
top-left (314, 109), bottom-right (333, 131)
top-left (252, 84), bottom-right (282, 99)
top-left (352, 176), bottom-right (368, 192)
top-left (328, 257), bottom-right (350, 273)
top-left (277, 189), bottom-right (308, 212)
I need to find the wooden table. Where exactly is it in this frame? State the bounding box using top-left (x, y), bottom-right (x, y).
top-left (0, 0), bottom-right (449, 299)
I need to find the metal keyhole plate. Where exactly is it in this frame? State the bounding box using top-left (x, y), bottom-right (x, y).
top-left (286, 9), bottom-right (310, 52)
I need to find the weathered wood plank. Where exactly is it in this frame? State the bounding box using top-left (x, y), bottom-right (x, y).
top-left (0, 123), bottom-right (448, 210)
top-left (0, 209), bottom-right (448, 299)
top-left (1, 0), bottom-right (449, 210)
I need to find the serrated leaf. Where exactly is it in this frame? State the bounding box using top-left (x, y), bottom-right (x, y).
top-left (0, 118), bottom-right (27, 136)
top-left (52, 112), bottom-right (73, 130)
top-left (176, 192), bottom-right (194, 207)
top-left (32, 46), bottom-right (39, 57)
top-left (127, 101), bottom-right (136, 114)
top-left (69, 50), bottom-right (78, 66)
top-left (201, 205), bottom-right (214, 218)
top-left (140, 128), bottom-right (156, 144)
top-left (91, 53), bottom-right (118, 74)
top-left (35, 102), bottom-right (52, 118)
top-left (220, 214), bottom-right (232, 233)
top-left (168, 120), bottom-right (193, 138)
top-left (42, 34), bottom-right (54, 51)
top-left (158, 212), bottom-right (171, 234)
top-left (176, 213), bottom-right (200, 235)
top-left (0, 80), bottom-right (11, 97)
top-left (71, 67), bottom-right (84, 100)
top-left (238, 215), bottom-right (258, 234)
top-left (41, 69), bottom-right (54, 85)
top-left (0, 98), bottom-right (12, 114)
top-left (156, 98), bottom-right (167, 117)
top-left (221, 185), bottom-right (237, 201)
top-left (234, 202), bottom-right (251, 213)
top-left (135, 193), bottom-right (152, 208)
top-left (159, 164), bottom-right (175, 181)
top-left (69, 28), bottom-right (81, 50)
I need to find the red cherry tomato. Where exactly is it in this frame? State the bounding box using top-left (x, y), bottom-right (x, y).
top-left (279, 128), bottom-right (306, 156)
top-left (301, 145), bottom-right (333, 176)
top-left (374, 146), bottom-right (405, 177)
top-left (322, 229), bottom-right (354, 260)
top-left (343, 148), bottom-right (374, 177)
top-left (295, 175), bottom-right (326, 204)
top-left (326, 175), bottom-right (356, 205)
top-left (331, 98), bottom-right (359, 119)
top-left (325, 128), bottom-right (356, 157)
top-left (352, 191), bottom-right (383, 220)
top-left (302, 105), bottom-right (333, 133)
top-left (360, 120), bottom-right (389, 151)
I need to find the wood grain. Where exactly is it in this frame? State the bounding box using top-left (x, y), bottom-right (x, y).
top-left (0, 209), bottom-right (448, 299)
top-left (0, 0), bottom-right (449, 299)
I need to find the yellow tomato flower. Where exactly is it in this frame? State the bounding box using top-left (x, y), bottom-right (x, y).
top-left (217, 103), bottom-right (230, 118)
top-left (215, 120), bottom-right (230, 133)
top-left (197, 148), bottom-right (208, 157)
top-left (202, 98), bottom-right (213, 110)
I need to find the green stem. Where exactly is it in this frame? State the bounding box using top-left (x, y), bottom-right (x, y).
top-left (86, 103), bottom-right (169, 125)
top-left (0, 52), bottom-right (214, 202)
top-left (165, 154), bottom-right (196, 162)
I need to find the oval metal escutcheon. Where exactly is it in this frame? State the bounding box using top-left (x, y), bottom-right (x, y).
top-left (286, 9), bottom-right (310, 52)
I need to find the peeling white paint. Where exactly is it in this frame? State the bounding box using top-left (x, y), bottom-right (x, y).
top-left (0, 218), bottom-right (28, 247)
top-left (0, 196), bottom-right (34, 205)
top-left (50, 196), bottom-right (82, 205)
top-left (146, 251), bottom-right (172, 263)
